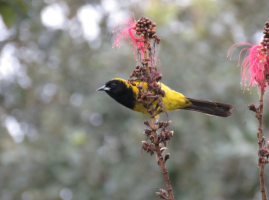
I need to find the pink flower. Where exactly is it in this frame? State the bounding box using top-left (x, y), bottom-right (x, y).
top-left (112, 16), bottom-right (145, 59)
top-left (228, 42), bottom-right (269, 90)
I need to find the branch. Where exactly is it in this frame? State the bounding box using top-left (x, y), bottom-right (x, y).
top-left (249, 87), bottom-right (268, 200)
top-left (257, 88), bottom-right (267, 200)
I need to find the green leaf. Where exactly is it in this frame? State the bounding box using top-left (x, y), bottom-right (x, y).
top-left (0, 2), bottom-right (15, 28)
top-left (12, 0), bottom-right (28, 14)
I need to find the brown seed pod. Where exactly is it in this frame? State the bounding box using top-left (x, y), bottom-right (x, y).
top-left (144, 120), bottom-right (150, 126)
top-left (156, 75), bottom-right (162, 82)
top-left (169, 131), bottom-right (174, 137)
top-left (248, 104), bottom-right (258, 113)
top-left (152, 22), bottom-right (156, 27)
top-left (164, 153), bottom-right (170, 162)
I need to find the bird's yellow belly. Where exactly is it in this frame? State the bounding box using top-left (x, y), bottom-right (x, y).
top-left (131, 81), bottom-right (192, 115)
top-left (133, 90), bottom-right (192, 115)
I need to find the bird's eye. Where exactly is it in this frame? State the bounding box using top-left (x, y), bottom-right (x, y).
top-left (111, 83), bottom-right (116, 88)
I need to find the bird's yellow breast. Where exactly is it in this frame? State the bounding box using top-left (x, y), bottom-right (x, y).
top-left (129, 80), bottom-right (192, 114)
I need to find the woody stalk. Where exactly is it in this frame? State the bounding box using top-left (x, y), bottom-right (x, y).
top-left (113, 16), bottom-right (175, 200)
top-left (228, 21), bottom-right (269, 200)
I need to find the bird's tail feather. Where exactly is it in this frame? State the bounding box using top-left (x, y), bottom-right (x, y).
top-left (183, 98), bottom-right (233, 117)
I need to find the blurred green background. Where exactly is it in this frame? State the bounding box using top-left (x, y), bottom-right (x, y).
top-left (0, 0), bottom-right (269, 200)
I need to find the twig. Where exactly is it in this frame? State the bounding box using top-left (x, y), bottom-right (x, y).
top-left (249, 84), bottom-right (268, 200)
top-left (257, 87), bottom-right (267, 200)
top-left (151, 118), bottom-right (175, 200)
top-left (145, 41), bottom-right (174, 200)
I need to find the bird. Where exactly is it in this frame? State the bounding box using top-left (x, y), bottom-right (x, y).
top-left (97, 78), bottom-right (233, 117)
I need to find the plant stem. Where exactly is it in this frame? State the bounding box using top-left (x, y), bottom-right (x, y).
top-left (144, 36), bottom-right (175, 200)
top-left (151, 118), bottom-right (175, 200)
top-left (258, 87), bottom-right (267, 200)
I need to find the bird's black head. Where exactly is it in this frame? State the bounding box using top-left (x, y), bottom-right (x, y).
top-left (96, 78), bottom-right (136, 109)
top-left (97, 79), bottom-right (128, 95)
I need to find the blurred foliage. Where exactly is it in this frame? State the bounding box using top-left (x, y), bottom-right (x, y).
top-left (0, 0), bottom-right (269, 200)
top-left (0, 0), bottom-right (28, 28)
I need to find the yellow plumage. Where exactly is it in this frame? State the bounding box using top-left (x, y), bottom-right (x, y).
top-left (128, 79), bottom-right (192, 114)
top-left (97, 78), bottom-right (233, 117)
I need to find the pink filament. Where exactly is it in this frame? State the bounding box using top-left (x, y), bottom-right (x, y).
top-left (228, 42), bottom-right (269, 89)
top-left (112, 16), bottom-right (145, 60)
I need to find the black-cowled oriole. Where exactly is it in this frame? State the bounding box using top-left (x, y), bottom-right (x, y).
top-left (97, 78), bottom-right (233, 117)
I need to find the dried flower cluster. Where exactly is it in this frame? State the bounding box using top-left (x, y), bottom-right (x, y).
top-left (113, 16), bottom-right (175, 200)
top-left (133, 17), bottom-right (157, 37)
top-left (143, 120), bottom-right (174, 146)
top-left (129, 64), bottom-right (165, 118)
top-left (142, 120), bottom-right (173, 161)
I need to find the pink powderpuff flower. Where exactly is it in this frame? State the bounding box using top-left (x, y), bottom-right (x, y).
top-left (228, 42), bottom-right (269, 90)
top-left (112, 15), bottom-right (145, 60)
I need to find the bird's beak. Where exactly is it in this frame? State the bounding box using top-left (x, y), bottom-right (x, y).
top-left (96, 85), bottom-right (110, 91)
